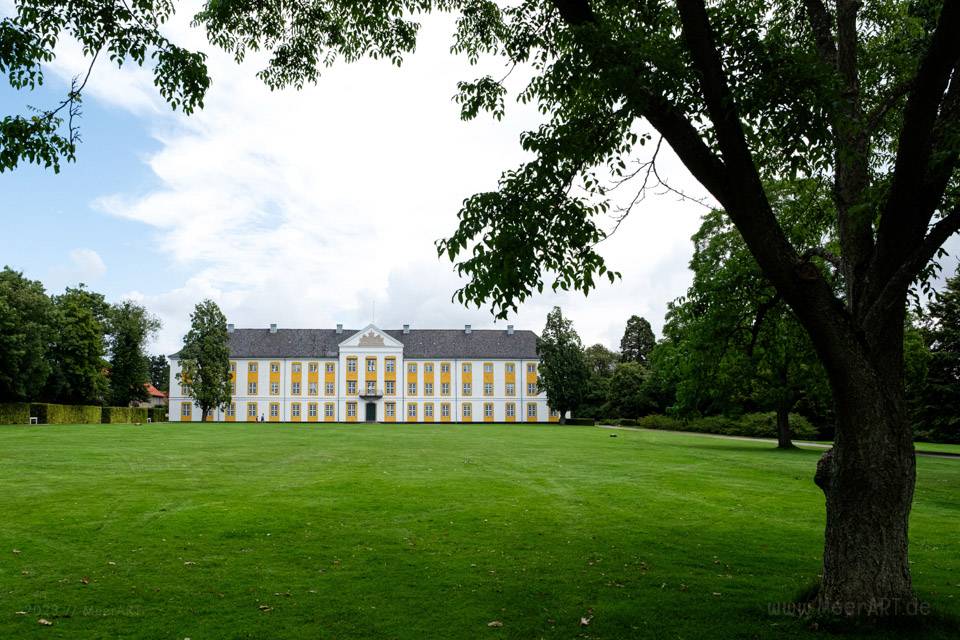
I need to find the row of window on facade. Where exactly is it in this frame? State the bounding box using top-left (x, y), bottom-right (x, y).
top-left (194, 380), bottom-right (541, 397)
top-left (181, 401), bottom-right (550, 419)
top-left (231, 360), bottom-right (537, 375)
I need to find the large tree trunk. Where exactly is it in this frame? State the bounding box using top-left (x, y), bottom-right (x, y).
top-left (813, 316), bottom-right (917, 614)
top-left (775, 405), bottom-right (793, 449)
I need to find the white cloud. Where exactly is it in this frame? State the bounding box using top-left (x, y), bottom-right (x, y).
top-left (32, 4), bottom-right (708, 355)
top-left (46, 248), bottom-right (107, 290)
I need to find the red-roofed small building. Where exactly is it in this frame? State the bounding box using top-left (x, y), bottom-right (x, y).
top-left (135, 383), bottom-right (169, 409)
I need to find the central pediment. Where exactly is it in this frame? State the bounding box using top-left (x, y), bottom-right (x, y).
top-left (339, 323), bottom-right (404, 350)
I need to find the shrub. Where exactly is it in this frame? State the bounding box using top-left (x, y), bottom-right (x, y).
top-left (31, 403), bottom-right (102, 424)
top-left (150, 406), bottom-right (168, 423)
top-left (101, 406), bottom-right (150, 424)
top-left (0, 402), bottom-right (31, 424)
top-left (566, 417), bottom-right (595, 426)
top-left (634, 412), bottom-right (817, 439)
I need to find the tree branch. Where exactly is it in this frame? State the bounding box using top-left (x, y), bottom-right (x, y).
top-left (871, 1), bottom-right (960, 294)
top-left (803, 0), bottom-right (837, 70)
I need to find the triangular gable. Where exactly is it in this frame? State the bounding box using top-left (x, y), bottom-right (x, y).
top-left (338, 323), bottom-right (404, 349)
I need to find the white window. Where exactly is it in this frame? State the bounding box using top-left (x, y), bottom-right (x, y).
top-left (527, 403), bottom-right (537, 418)
top-left (180, 384), bottom-right (188, 395)
top-left (325, 403), bottom-right (334, 417)
top-left (424, 382), bottom-right (433, 395)
top-left (483, 383), bottom-right (493, 396)
top-left (484, 363), bottom-right (493, 374)
top-left (462, 403), bottom-right (472, 418)
top-left (441, 363), bottom-right (450, 374)
top-left (408, 383), bottom-right (417, 395)
top-left (247, 403), bottom-right (257, 417)
top-left (462, 363), bottom-right (472, 374)
top-left (248, 362), bottom-right (258, 373)
top-left (226, 403), bottom-right (236, 417)
top-left (506, 383), bottom-right (515, 396)
top-left (230, 361), bottom-right (237, 372)
top-left (347, 358), bottom-right (357, 373)
top-left (270, 382), bottom-right (280, 395)
top-left (291, 363), bottom-right (301, 373)
top-left (230, 381), bottom-right (236, 395)
top-left (325, 362), bottom-right (335, 373)
top-left (385, 359), bottom-right (395, 373)
top-left (408, 363), bottom-right (417, 373)
top-left (347, 380), bottom-right (357, 394)
top-left (528, 383), bottom-right (538, 395)
top-left (424, 363), bottom-right (434, 373)
top-left (309, 403), bottom-right (318, 417)
top-left (367, 358), bottom-right (376, 372)
top-left (270, 403), bottom-right (279, 417)
top-left (441, 403), bottom-right (450, 417)
top-left (308, 382), bottom-right (318, 395)
top-left (463, 382), bottom-right (472, 396)
top-left (505, 363), bottom-right (515, 374)
top-left (291, 404), bottom-right (301, 418)
top-left (527, 363), bottom-right (537, 374)
top-left (484, 403), bottom-right (493, 417)
top-left (441, 382), bottom-right (450, 396)
top-left (248, 382), bottom-right (257, 394)
top-left (271, 363), bottom-right (280, 373)
top-left (386, 402), bottom-right (395, 417)
top-left (309, 362), bottom-right (319, 373)
top-left (347, 403), bottom-right (357, 417)
top-left (551, 409), bottom-right (560, 418)
top-left (506, 403), bottom-right (515, 418)
top-left (386, 380), bottom-right (395, 395)
top-left (366, 381), bottom-right (377, 394)
top-left (325, 382), bottom-right (335, 395)
top-left (291, 382), bottom-right (301, 395)
top-left (425, 403), bottom-right (434, 418)
top-left (408, 403), bottom-right (417, 418)
top-left (181, 403), bottom-right (191, 417)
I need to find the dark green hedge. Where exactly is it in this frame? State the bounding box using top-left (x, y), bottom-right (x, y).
top-left (0, 402), bottom-right (31, 424)
top-left (623, 413), bottom-right (818, 439)
top-left (101, 407), bottom-right (149, 424)
top-left (150, 406), bottom-right (168, 423)
top-left (566, 417), bottom-right (595, 426)
top-left (31, 403), bottom-right (102, 424)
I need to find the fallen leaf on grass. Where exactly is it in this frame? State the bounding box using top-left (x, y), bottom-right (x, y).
top-left (258, 605), bottom-right (272, 612)
top-left (580, 616), bottom-right (592, 627)
top-left (81, 577), bottom-right (90, 585)
top-left (487, 620), bottom-right (503, 628)
top-left (12, 549), bottom-right (21, 555)
top-left (38, 618), bottom-right (53, 626)
top-left (15, 611), bottom-right (26, 615)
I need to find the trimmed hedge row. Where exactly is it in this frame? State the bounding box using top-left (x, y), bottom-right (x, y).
top-left (603, 412), bottom-right (818, 439)
top-left (31, 403), bottom-right (102, 425)
top-left (101, 407), bottom-right (149, 424)
top-left (565, 417), bottom-right (596, 426)
top-left (150, 406), bottom-right (168, 423)
top-left (0, 402), bottom-right (31, 424)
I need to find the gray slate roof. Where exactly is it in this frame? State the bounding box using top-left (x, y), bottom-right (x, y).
top-left (172, 328), bottom-right (539, 360)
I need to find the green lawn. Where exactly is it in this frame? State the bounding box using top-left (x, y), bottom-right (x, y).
top-left (0, 423), bottom-right (957, 639)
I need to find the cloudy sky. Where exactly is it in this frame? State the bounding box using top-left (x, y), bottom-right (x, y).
top-left (2, 3), bottom-right (717, 355)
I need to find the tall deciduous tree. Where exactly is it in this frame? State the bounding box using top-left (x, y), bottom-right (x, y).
top-left (606, 362), bottom-right (655, 418)
top-left (108, 301), bottom-right (161, 407)
top-left (149, 354), bottom-right (171, 393)
top-left (5, 0), bottom-right (959, 614)
top-left (177, 299), bottom-right (231, 421)
top-left (45, 285), bottom-right (109, 405)
top-left (619, 316), bottom-right (656, 365)
top-left (536, 307), bottom-right (589, 423)
top-left (0, 267), bottom-right (54, 401)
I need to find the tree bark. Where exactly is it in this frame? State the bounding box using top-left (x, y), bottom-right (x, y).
top-left (813, 317), bottom-right (917, 614)
top-left (775, 405), bottom-right (794, 449)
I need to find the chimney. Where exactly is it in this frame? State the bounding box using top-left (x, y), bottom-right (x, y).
top-left (403, 324), bottom-right (410, 334)
top-left (336, 323), bottom-right (343, 334)
top-left (269, 323), bottom-right (277, 334)
top-left (227, 323), bottom-right (235, 334)
top-left (465, 324), bottom-right (472, 335)
top-left (507, 325), bottom-right (514, 335)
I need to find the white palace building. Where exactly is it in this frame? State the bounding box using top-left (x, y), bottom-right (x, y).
top-left (168, 323), bottom-right (559, 424)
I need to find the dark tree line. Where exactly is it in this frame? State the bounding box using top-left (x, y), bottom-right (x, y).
top-left (0, 266), bottom-right (161, 406)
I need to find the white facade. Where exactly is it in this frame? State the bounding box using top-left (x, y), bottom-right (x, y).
top-left (169, 324), bottom-right (558, 424)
